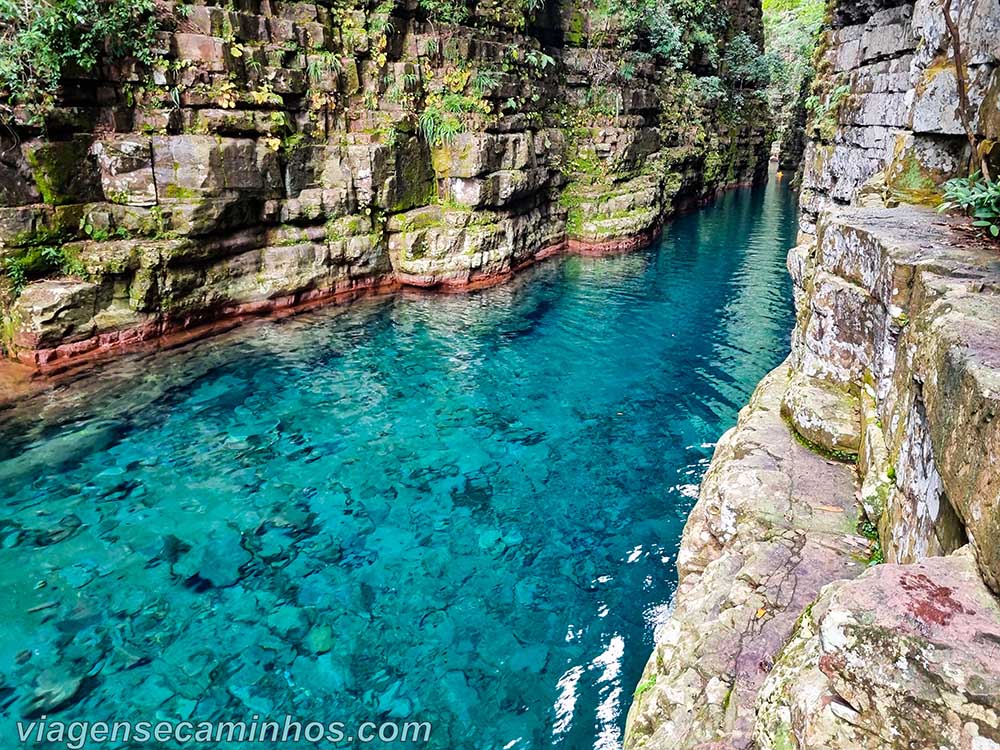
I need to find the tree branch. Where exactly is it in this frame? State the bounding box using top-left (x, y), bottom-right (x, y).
top-left (943, 0), bottom-right (991, 182)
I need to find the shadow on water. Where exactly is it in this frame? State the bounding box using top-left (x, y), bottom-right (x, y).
top-left (0, 173), bottom-right (797, 749)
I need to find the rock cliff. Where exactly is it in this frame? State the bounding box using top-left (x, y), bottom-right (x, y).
top-left (625, 0), bottom-right (1000, 748)
top-left (0, 0), bottom-right (770, 370)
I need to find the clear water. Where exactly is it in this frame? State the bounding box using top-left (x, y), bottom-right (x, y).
top-left (0, 175), bottom-right (796, 749)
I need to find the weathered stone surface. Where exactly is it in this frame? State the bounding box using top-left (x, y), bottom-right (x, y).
top-left (781, 372), bottom-right (861, 455)
top-left (624, 364), bottom-right (868, 750)
top-left (90, 138), bottom-right (157, 207)
top-left (858, 383), bottom-right (892, 521)
top-left (791, 205), bottom-right (999, 587)
top-left (627, 0), bottom-right (1000, 746)
top-left (0, 139), bottom-right (42, 207)
top-left (799, 0), bottom-right (999, 231)
top-left (629, 200), bottom-right (1000, 750)
top-left (387, 204), bottom-right (556, 287)
top-left (151, 136), bottom-right (282, 200)
top-left (12, 280), bottom-right (101, 349)
top-left (22, 136), bottom-right (102, 207)
top-left (0, 0), bottom-right (770, 367)
top-left (755, 549), bottom-right (1000, 750)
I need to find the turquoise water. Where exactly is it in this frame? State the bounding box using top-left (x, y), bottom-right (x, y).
top-left (0, 175), bottom-right (796, 749)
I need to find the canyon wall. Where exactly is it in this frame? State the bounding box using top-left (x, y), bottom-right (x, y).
top-left (0, 0), bottom-right (769, 370)
top-left (626, 0), bottom-right (1000, 748)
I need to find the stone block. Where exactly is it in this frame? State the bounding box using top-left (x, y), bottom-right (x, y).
top-left (90, 138), bottom-right (157, 207)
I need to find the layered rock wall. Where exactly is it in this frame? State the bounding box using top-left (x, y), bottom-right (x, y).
top-left (626, 0), bottom-right (1000, 748)
top-left (0, 0), bottom-right (770, 370)
top-left (799, 0), bottom-right (999, 232)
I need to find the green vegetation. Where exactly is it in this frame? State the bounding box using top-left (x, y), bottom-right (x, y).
top-left (604, 0), bottom-right (724, 67)
top-left (804, 82), bottom-right (850, 141)
top-left (634, 675), bottom-right (657, 698)
top-left (418, 0), bottom-right (472, 25)
top-left (417, 0), bottom-right (543, 28)
top-left (762, 0), bottom-right (826, 146)
top-left (2, 242), bottom-right (89, 300)
top-left (0, 0), bottom-right (162, 122)
top-left (721, 32), bottom-right (783, 107)
top-left (858, 518), bottom-right (885, 566)
top-left (784, 414), bottom-right (859, 464)
top-left (939, 172), bottom-right (1000, 240)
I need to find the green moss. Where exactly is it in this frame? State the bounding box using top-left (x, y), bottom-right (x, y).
top-left (10, 225), bottom-right (67, 249)
top-left (566, 207), bottom-right (583, 235)
top-left (771, 723), bottom-right (795, 750)
top-left (390, 207), bottom-right (444, 233)
top-left (406, 237), bottom-right (429, 260)
top-left (559, 187), bottom-right (585, 210)
top-left (857, 517), bottom-right (884, 566)
top-left (2, 241), bottom-right (92, 302)
top-left (25, 140), bottom-right (90, 205)
top-left (163, 184), bottom-right (201, 200)
top-left (783, 413), bottom-right (858, 464)
top-left (886, 151), bottom-right (941, 207)
top-left (430, 140), bottom-right (473, 178)
top-left (565, 9), bottom-right (586, 45)
top-left (392, 152), bottom-right (435, 212)
top-left (325, 215), bottom-right (371, 242)
top-left (633, 675), bottom-right (656, 699)
top-left (703, 149), bottom-right (724, 186)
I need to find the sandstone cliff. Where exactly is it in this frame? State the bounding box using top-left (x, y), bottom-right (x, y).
top-left (0, 0), bottom-right (770, 370)
top-left (625, 0), bottom-right (1000, 748)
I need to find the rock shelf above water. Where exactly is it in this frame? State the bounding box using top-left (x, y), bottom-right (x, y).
top-left (625, 196), bottom-right (1000, 749)
top-left (624, 364), bottom-right (869, 750)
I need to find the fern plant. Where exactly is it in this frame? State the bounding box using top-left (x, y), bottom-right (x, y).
top-left (472, 68), bottom-right (501, 96)
top-left (418, 106), bottom-right (462, 147)
top-left (0, 0), bottom-right (162, 122)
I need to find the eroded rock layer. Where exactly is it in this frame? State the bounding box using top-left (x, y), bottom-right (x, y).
top-left (624, 364), bottom-right (869, 750)
top-left (627, 208), bottom-right (1000, 750)
top-left (0, 0), bottom-right (770, 369)
top-left (799, 0), bottom-right (1000, 231)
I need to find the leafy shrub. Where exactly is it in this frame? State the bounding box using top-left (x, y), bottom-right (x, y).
top-left (472, 68), bottom-right (501, 96)
top-left (606, 0), bottom-right (723, 68)
top-left (857, 518), bottom-right (884, 566)
top-left (762, 0), bottom-right (825, 138)
top-left (2, 242), bottom-right (89, 304)
top-left (417, 0), bottom-right (471, 24)
top-left (939, 172), bottom-right (1000, 239)
top-left (722, 32), bottom-right (782, 95)
top-left (0, 0), bottom-right (162, 121)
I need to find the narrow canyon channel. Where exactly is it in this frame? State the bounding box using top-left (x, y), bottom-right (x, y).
top-left (0, 173), bottom-right (797, 749)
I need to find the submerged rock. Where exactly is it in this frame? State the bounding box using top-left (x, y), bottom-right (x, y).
top-left (173, 529), bottom-right (252, 588)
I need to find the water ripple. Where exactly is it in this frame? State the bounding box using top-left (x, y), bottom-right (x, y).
top-left (0, 174), bottom-right (797, 749)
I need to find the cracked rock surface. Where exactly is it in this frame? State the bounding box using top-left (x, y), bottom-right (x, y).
top-left (624, 363), bottom-right (869, 750)
top-left (755, 548), bottom-right (1000, 750)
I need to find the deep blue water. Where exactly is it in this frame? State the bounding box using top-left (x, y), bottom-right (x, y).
top-left (0, 175), bottom-right (796, 749)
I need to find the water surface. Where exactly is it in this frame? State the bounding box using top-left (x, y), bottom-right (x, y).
top-left (0, 175), bottom-right (796, 748)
